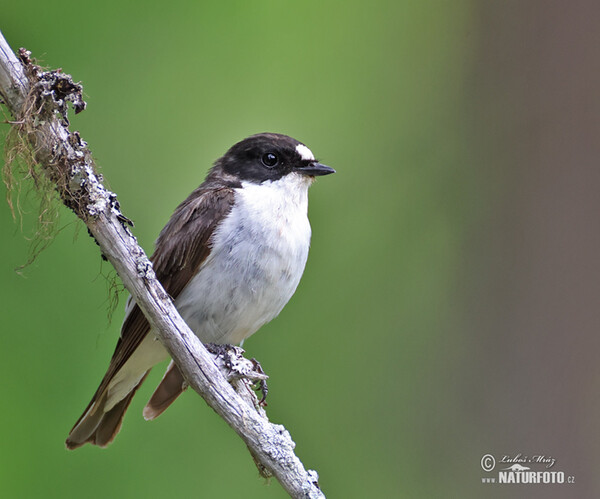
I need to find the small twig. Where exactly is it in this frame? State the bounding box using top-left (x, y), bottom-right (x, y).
top-left (0, 30), bottom-right (324, 499)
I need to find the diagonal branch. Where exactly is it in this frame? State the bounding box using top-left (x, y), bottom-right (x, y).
top-left (0, 30), bottom-right (324, 499)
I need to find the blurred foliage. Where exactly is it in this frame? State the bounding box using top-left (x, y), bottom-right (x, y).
top-left (2, 1), bottom-right (555, 497)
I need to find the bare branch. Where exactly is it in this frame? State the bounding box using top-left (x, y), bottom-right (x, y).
top-left (0, 30), bottom-right (324, 499)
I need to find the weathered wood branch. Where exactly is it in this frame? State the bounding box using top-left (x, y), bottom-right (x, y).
top-left (0, 30), bottom-right (324, 499)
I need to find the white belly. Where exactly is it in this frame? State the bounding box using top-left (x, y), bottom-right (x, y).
top-left (175, 173), bottom-right (312, 344)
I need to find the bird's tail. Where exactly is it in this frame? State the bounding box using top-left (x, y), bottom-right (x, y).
top-left (66, 330), bottom-right (170, 449)
top-left (143, 360), bottom-right (187, 421)
top-left (65, 372), bottom-right (149, 450)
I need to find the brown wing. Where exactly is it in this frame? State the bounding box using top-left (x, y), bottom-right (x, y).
top-left (91, 186), bottom-right (236, 400)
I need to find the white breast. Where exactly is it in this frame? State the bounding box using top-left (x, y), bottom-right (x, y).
top-left (175, 172), bottom-right (313, 345)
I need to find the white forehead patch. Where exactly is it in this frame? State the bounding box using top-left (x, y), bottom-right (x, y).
top-left (296, 144), bottom-right (315, 161)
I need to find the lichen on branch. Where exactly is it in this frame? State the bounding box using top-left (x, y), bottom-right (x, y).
top-left (1, 49), bottom-right (132, 268)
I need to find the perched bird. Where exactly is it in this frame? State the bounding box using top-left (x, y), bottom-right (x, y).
top-left (66, 133), bottom-right (335, 449)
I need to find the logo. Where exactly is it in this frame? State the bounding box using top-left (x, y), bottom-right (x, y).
top-left (481, 454), bottom-right (495, 472)
top-left (480, 453), bottom-right (575, 485)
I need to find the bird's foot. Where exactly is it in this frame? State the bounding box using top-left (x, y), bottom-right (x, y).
top-left (204, 343), bottom-right (269, 406)
top-left (204, 342), bottom-right (232, 357)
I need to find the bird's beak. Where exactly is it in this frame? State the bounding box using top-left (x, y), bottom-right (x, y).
top-left (297, 162), bottom-right (336, 176)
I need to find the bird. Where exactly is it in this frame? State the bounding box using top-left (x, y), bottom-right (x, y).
top-left (65, 132), bottom-right (335, 449)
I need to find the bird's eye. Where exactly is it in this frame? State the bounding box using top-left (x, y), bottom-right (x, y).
top-left (261, 152), bottom-right (279, 168)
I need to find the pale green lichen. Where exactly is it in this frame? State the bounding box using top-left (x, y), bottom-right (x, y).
top-left (2, 104), bottom-right (63, 270)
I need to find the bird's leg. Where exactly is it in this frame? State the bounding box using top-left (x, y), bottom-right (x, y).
top-left (250, 358), bottom-right (268, 406)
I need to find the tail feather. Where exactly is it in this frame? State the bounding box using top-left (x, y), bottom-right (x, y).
top-left (143, 361), bottom-right (187, 421)
top-left (65, 372), bottom-right (149, 450)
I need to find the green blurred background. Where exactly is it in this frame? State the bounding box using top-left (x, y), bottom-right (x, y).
top-left (2, 1), bottom-right (599, 497)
